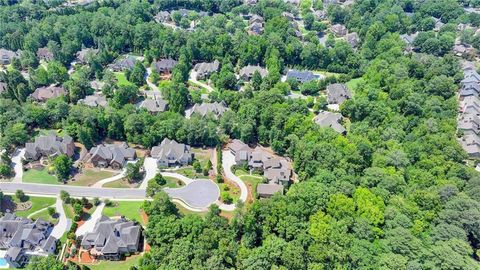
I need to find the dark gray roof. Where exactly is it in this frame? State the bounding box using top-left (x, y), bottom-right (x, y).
top-left (154, 59), bottom-right (178, 73)
top-left (78, 93), bottom-right (108, 107)
top-left (286, 70), bottom-right (320, 83)
top-left (326, 83), bottom-right (351, 105)
top-left (0, 49), bottom-right (19, 64)
top-left (109, 55), bottom-right (137, 71)
top-left (193, 60), bottom-right (220, 76)
top-left (36, 47), bottom-right (54, 61)
top-left (460, 96), bottom-right (480, 115)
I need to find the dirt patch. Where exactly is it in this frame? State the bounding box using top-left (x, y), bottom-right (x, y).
top-left (15, 201), bottom-right (32, 211)
top-left (140, 210), bottom-right (148, 225)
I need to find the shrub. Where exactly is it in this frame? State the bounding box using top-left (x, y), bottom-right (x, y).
top-left (216, 174), bottom-right (223, 183)
top-left (47, 207), bottom-right (56, 217)
top-left (221, 192), bottom-right (233, 204)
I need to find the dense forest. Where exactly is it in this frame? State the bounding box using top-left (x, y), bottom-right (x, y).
top-left (1, 0), bottom-right (480, 269)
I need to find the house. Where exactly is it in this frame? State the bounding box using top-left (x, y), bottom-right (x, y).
top-left (239, 65), bottom-right (268, 80)
top-left (0, 49), bottom-right (18, 65)
top-left (186, 101), bottom-right (228, 119)
top-left (151, 138), bottom-right (193, 167)
top-left (284, 0), bottom-right (300, 5)
top-left (249, 15), bottom-right (264, 24)
top-left (0, 213), bottom-right (57, 268)
top-left (31, 85), bottom-right (66, 102)
top-left (314, 10), bottom-right (327, 20)
top-left (154, 59), bottom-right (178, 75)
top-left (88, 143), bottom-right (136, 169)
top-left (331, 24), bottom-right (347, 37)
top-left (136, 97), bottom-right (168, 113)
top-left (286, 70), bottom-right (321, 83)
top-left (453, 44), bottom-right (476, 58)
top-left (460, 69), bottom-right (480, 98)
top-left (282, 12), bottom-right (295, 21)
top-left (458, 113), bottom-right (480, 135)
top-left (25, 134), bottom-right (75, 160)
top-left (36, 47), bottom-right (54, 62)
top-left (433, 18), bottom-right (444, 31)
top-left (90, 80), bottom-right (105, 91)
top-left (108, 55), bottom-right (137, 72)
top-left (80, 216), bottom-right (141, 261)
top-left (326, 83), bottom-right (351, 105)
top-left (400, 33), bottom-right (417, 52)
top-left (78, 93), bottom-right (108, 107)
top-left (314, 111), bottom-right (347, 134)
top-left (460, 96), bottom-right (480, 115)
top-left (248, 22), bottom-right (264, 35)
top-left (459, 134), bottom-right (480, 158)
top-left (154, 11), bottom-right (171, 23)
top-left (228, 140), bottom-right (292, 186)
top-left (244, 0), bottom-right (257, 5)
top-left (76, 48), bottom-right (98, 64)
top-left (193, 60), bottom-right (220, 79)
top-left (257, 183), bottom-right (284, 198)
top-left (345, 32), bottom-right (360, 48)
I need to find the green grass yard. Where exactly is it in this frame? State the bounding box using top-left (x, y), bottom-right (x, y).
top-left (103, 178), bottom-right (139, 188)
top-left (345, 77), bottom-right (364, 95)
top-left (68, 169), bottom-right (118, 186)
top-left (114, 72), bottom-right (133, 86)
top-left (30, 207), bottom-right (58, 224)
top-left (102, 201), bottom-right (145, 225)
top-left (22, 167), bottom-right (58, 185)
top-left (80, 255), bottom-right (142, 270)
top-left (163, 176), bottom-right (184, 188)
top-left (14, 196), bottom-right (56, 218)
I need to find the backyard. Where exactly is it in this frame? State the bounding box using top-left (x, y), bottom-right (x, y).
top-left (68, 169), bottom-right (118, 186)
top-left (102, 201), bottom-right (146, 225)
top-left (234, 168), bottom-right (264, 200)
top-left (114, 72), bottom-right (133, 86)
top-left (79, 255), bottom-right (142, 270)
top-left (22, 166), bottom-right (58, 185)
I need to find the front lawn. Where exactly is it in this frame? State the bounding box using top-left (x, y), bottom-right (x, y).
top-left (103, 179), bottom-right (139, 188)
top-left (30, 207), bottom-right (58, 224)
top-left (68, 169), bottom-right (118, 186)
top-left (22, 167), bottom-right (58, 185)
top-left (163, 176), bottom-right (184, 188)
top-left (14, 196), bottom-right (56, 218)
top-left (80, 254), bottom-right (142, 270)
top-left (102, 201), bottom-right (145, 225)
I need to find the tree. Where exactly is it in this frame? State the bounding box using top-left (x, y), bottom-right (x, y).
top-left (47, 61), bottom-right (68, 83)
top-left (26, 256), bottom-right (65, 270)
top-left (60, 190), bottom-right (70, 203)
top-left (53, 155), bottom-right (72, 182)
top-left (193, 160), bottom-right (201, 173)
top-left (48, 207), bottom-right (56, 217)
top-left (129, 61), bottom-right (146, 86)
top-left (15, 189), bottom-right (26, 202)
top-left (126, 161), bottom-right (143, 183)
top-left (112, 85), bottom-right (139, 107)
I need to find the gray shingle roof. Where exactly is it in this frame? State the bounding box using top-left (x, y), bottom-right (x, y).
top-left (257, 183), bottom-right (284, 197)
top-left (314, 111), bottom-right (346, 134)
top-left (460, 95), bottom-right (480, 115)
top-left (286, 70), bottom-right (320, 83)
top-left (154, 59), bottom-right (178, 73)
top-left (151, 138), bottom-right (192, 165)
top-left (109, 55), bottom-right (138, 71)
top-left (25, 134), bottom-right (75, 160)
top-left (326, 83), bottom-right (351, 105)
top-left (186, 101), bottom-right (228, 119)
top-left (31, 85), bottom-right (66, 102)
top-left (89, 143), bottom-right (136, 166)
top-left (36, 47), bottom-right (54, 61)
top-left (0, 49), bottom-right (19, 65)
top-left (136, 97), bottom-right (168, 113)
top-left (78, 93), bottom-right (108, 107)
top-left (239, 65), bottom-right (268, 79)
top-left (81, 216), bottom-right (140, 256)
top-left (193, 60), bottom-right (220, 78)
top-left (76, 48), bottom-right (98, 63)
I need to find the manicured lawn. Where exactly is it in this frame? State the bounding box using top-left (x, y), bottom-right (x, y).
top-left (103, 179), bottom-right (139, 188)
top-left (240, 175), bottom-right (264, 199)
top-left (114, 72), bottom-right (133, 86)
top-left (64, 203), bottom-right (96, 220)
top-left (14, 196), bottom-right (56, 218)
top-left (219, 182), bottom-right (240, 204)
top-left (345, 77), bottom-right (364, 95)
top-left (163, 176), bottom-right (184, 188)
top-left (68, 169), bottom-right (118, 186)
top-left (22, 167), bottom-right (58, 184)
top-left (30, 207), bottom-right (58, 224)
top-left (312, 70), bottom-right (344, 78)
top-left (80, 254), bottom-right (142, 270)
top-left (36, 128), bottom-right (66, 137)
top-left (102, 201), bottom-right (145, 225)
top-left (174, 202), bottom-right (206, 217)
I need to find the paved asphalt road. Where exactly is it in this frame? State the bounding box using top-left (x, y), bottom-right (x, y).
top-left (0, 182), bottom-right (147, 199)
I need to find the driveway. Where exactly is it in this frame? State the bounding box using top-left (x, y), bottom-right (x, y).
top-left (139, 157), bottom-right (158, 189)
top-left (145, 67), bottom-right (160, 92)
top-left (75, 203), bottom-right (105, 237)
top-left (189, 71), bottom-right (215, 93)
top-left (50, 197), bottom-right (72, 239)
top-left (164, 180), bottom-right (219, 210)
top-left (11, 148), bottom-right (25, 183)
top-left (221, 151), bottom-right (248, 207)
